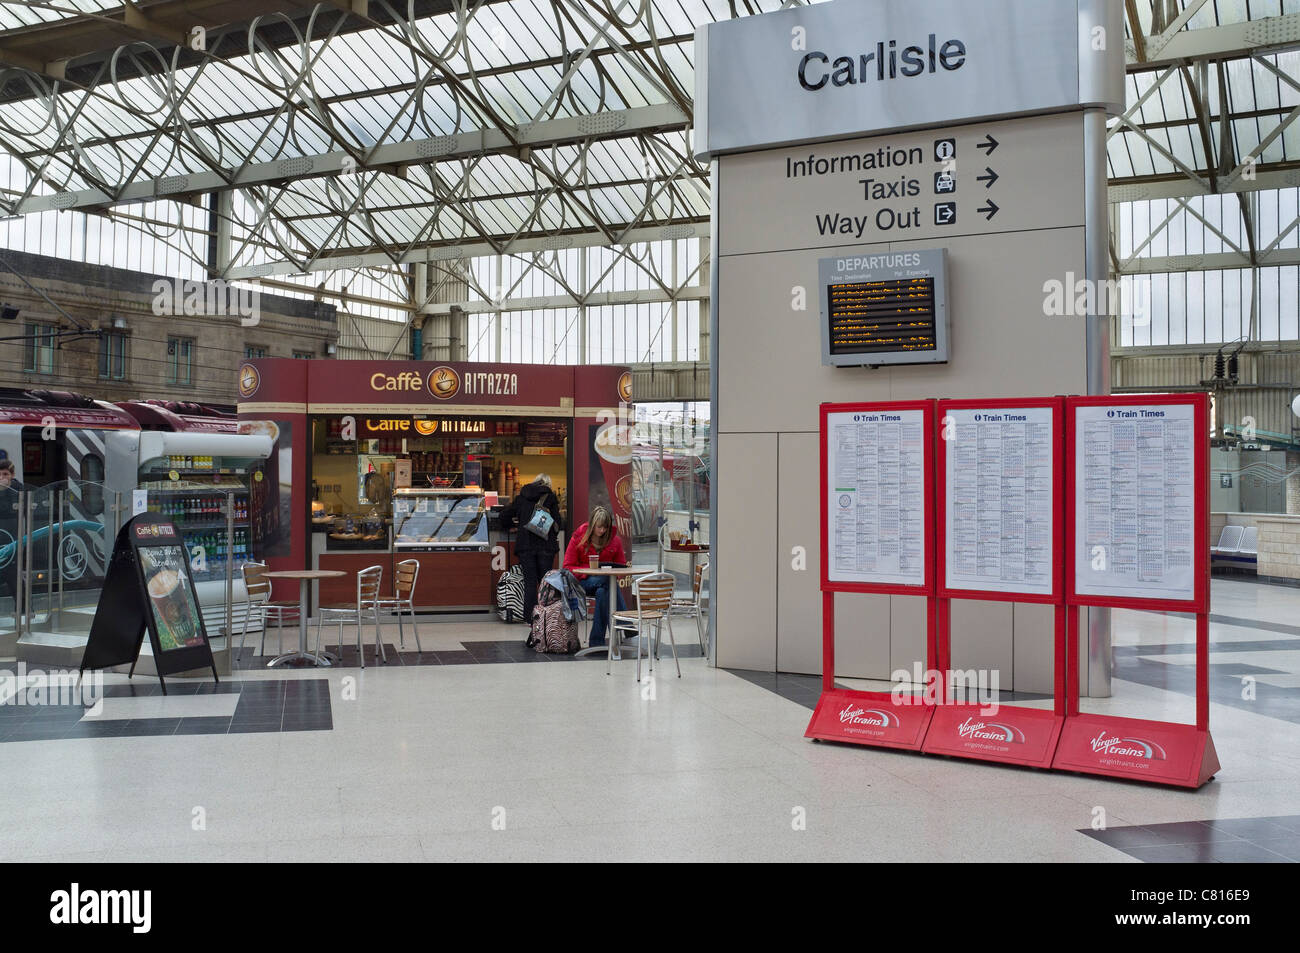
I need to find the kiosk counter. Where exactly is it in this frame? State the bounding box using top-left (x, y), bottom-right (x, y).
top-left (236, 358), bottom-right (634, 610)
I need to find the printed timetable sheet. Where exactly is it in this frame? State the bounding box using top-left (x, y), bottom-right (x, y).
top-left (944, 406), bottom-right (1055, 595)
top-left (826, 409), bottom-right (927, 587)
top-left (1074, 403), bottom-right (1196, 603)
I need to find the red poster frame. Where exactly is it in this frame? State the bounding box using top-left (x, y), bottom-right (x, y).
top-left (806, 401), bottom-right (937, 751)
top-left (1053, 393), bottom-right (1218, 788)
top-left (924, 397), bottom-right (1067, 768)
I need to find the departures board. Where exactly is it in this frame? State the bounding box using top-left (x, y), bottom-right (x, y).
top-left (819, 248), bottom-right (949, 367)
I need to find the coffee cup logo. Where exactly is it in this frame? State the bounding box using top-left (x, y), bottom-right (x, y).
top-left (614, 473), bottom-right (634, 512)
top-left (594, 423), bottom-right (633, 465)
top-left (414, 419), bottom-right (439, 435)
top-left (238, 363), bottom-right (260, 398)
top-left (617, 371), bottom-right (633, 404)
top-left (427, 366), bottom-right (460, 400)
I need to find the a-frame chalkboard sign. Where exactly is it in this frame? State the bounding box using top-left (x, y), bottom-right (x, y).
top-left (80, 513), bottom-right (218, 694)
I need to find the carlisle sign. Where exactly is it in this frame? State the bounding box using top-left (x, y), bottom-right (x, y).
top-left (695, 0), bottom-right (1123, 160)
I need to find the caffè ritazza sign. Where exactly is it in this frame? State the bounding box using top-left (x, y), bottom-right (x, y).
top-left (367, 369), bottom-right (519, 398)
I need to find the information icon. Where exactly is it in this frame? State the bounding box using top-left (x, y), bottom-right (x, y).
top-left (934, 138), bottom-right (957, 162)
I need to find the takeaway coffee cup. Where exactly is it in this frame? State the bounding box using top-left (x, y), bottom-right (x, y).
top-left (147, 568), bottom-right (193, 650)
top-left (589, 555), bottom-right (600, 569)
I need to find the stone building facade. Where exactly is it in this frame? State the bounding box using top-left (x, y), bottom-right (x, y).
top-left (0, 249), bottom-right (337, 406)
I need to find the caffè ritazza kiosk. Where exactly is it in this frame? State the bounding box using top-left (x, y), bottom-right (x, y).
top-left (698, 0), bottom-right (1125, 693)
top-left (236, 358), bottom-right (634, 610)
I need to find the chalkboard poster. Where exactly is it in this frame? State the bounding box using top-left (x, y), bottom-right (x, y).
top-left (80, 513), bottom-right (217, 692)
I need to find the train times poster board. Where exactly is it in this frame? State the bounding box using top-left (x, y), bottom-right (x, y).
top-left (938, 398), bottom-right (1063, 600)
top-left (821, 401), bottom-right (934, 593)
top-left (1067, 395), bottom-right (1209, 612)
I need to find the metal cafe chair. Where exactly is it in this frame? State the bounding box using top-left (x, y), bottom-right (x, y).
top-left (610, 572), bottom-right (679, 682)
top-left (314, 565), bottom-right (386, 667)
top-left (238, 562), bottom-right (299, 659)
top-left (670, 561), bottom-right (709, 655)
top-left (375, 558), bottom-right (423, 654)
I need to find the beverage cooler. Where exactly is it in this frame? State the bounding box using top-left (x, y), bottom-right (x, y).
top-left (110, 431), bottom-right (273, 636)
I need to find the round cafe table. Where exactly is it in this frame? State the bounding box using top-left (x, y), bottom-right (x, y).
top-left (574, 566), bottom-right (658, 660)
top-left (264, 569), bottom-right (346, 668)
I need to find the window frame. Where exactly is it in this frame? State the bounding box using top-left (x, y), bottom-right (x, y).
top-left (98, 331), bottom-right (128, 380)
top-left (23, 321), bottom-right (56, 374)
top-left (167, 336), bottom-right (194, 385)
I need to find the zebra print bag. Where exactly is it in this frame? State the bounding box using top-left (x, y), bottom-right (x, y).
top-left (495, 564), bottom-right (525, 623)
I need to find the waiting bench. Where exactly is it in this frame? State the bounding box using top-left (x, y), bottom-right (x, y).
top-left (1212, 524), bottom-right (1257, 567)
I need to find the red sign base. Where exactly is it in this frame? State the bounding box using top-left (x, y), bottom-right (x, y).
top-left (922, 704), bottom-right (1063, 769)
top-left (805, 689), bottom-right (934, 751)
top-left (1052, 714), bottom-right (1220, 789)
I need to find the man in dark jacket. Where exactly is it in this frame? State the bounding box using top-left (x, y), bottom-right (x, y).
top-left (501, 474), bottom-right (564, 623)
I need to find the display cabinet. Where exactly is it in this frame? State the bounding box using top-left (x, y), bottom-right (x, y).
top-left (392, 488), bottom-right (489, 552)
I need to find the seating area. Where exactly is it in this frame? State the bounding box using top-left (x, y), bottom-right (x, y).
top-left (1212, 524), bottom-right (1259, 568)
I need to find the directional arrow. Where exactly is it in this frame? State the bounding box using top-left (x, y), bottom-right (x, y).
top-left (978, 200), bottom-right (1000, 221)
top-left (976, 167), bottom-right (999, 189)
top-left (976, 134), bottom-right (999, 155)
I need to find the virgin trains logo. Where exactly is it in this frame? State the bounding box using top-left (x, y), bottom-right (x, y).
top-left (956, 718), bottom-right (1024, 744)
top-left (838, 705), bottom-right (898, 728)
top-left (1090, 732), bottom-right (1167, 760)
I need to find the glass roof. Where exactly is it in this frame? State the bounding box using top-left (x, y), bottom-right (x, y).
top-left (0, 1), bottom-right (121, 31)
top-left (0, 0), bottom-right (1295, 275)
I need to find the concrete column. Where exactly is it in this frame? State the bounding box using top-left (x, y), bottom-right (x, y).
top-left (420, 261), bottom-right (469, 362)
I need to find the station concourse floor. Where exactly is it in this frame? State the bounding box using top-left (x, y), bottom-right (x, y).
top-left (1, 577), bottom-right (1299, 863)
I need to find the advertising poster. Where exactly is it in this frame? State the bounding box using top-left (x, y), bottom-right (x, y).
top-left (138, 545), bottom-right (207, 651)
top-left (589, 422), bottom-right (634, 548)
top-left (241, 418), bottom-right (292, 558)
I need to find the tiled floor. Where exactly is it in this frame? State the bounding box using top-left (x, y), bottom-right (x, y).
top-left (232, 635), bottom-right (704, 670)
top-left (0, 677), bottom-right (331, 742)
top-left (0, 577), bottom-right (1296, 862)
top-left (1081, 815), bottom-right (1300, 862)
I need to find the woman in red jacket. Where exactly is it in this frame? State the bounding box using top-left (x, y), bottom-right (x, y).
top-left (563, 506), bottom-right (627, 647)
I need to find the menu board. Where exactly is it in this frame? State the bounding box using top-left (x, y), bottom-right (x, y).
top-left (944, 406), bottom-right (1055, 596)
top-left (138, 545), bottom-right (207, 651)
top-left (1074, 402), bottom-right (1196, 603)
top-left (80, 514), bottom-right (217, 689)
top-left (826, 409), bottom-right (927, 587)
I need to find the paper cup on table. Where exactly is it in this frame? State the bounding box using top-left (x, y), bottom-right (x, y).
top-left (589, 555), bottom-right (600, 570)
